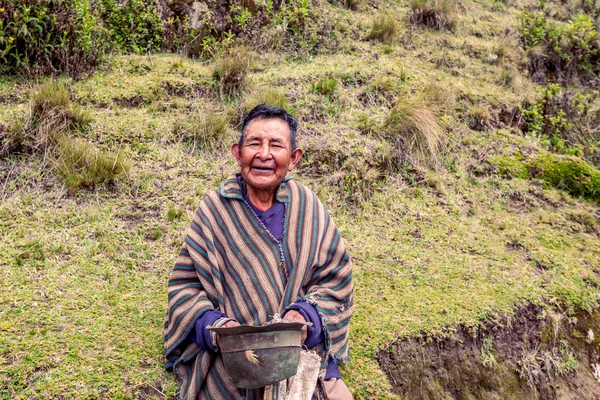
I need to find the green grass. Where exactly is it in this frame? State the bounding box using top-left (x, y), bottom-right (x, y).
top-left (1, 0), bottom-right (600, 398)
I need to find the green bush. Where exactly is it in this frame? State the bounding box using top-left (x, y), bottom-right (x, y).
top-left (518, 10), bottom-right (600, 83)
top-left (367, 14), bottom-right (400, 44)
top-left (98, 0), bottom-right (164, 54)
top-left (0, 0), bottom-right (108, 76)
top-left (407, 0), bottom-right (456, 30)
top-left (521, 84), bottom-right (599, 164)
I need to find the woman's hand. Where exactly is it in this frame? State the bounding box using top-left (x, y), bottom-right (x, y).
top-left (282, 310), bottom-right (308, 344)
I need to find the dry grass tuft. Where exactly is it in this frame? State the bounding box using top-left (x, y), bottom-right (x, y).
top-left (382, 99), bottom-right (448, 168)
top-left (407, 0), bottom-right (456, 30)
top-left (367, 14), bottom-right (400, 43)
top-left (173, 106), bottom-right (230, 152)
top-left (55, 137), bottom-right (129, 190)
top-left (2, 81), bottom-right (91, 156)
top-left (213, 47), bottom-right (253, 99)
top-left (2, 80), bottom-right (128, 190)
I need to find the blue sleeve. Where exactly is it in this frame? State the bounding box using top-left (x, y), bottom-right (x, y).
top-left (186, 310), bottom-right (226, 351)
top-left (283, 301), bottom-right (323, 348)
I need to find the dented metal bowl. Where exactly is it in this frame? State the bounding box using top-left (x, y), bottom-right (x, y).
top-left (208, 321), bottom-right (312, 389)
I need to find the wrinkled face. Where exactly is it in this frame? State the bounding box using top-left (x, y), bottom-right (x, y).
top-left (232, 118), bottom-right (303, 194)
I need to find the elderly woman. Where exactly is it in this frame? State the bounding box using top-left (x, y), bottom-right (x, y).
top-left (164, 105), bottom-right (354, 399)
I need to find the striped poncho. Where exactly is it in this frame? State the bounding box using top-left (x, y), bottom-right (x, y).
top-left (164, 175), bottom-right (354, 399)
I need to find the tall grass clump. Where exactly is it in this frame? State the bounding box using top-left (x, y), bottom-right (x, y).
top-left (213, 47), bottom-right (253, 99)
top-left (407, 0), bottom-right (456, 30)
top-left (243, 88), bottom-right (290, 113)
top-left (0, 1), bottom-right (108, 76)
top-left (173, 107), bottom-right (230, 152)
top-left (1, 81), bottom-right (128, 189)
top-left (367, 14), bottom-right (400, 43)
top-left (55, 137), bottom-right (129, 190)
top-left (2, 81), bottom-right (90, 155)
top-left (382, 99), bottom-right (447, 168)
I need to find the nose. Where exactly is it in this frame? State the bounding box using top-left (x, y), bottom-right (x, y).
top-left (257, 141), bottom-right (271, 160)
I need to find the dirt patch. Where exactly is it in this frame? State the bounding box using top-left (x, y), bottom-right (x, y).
top-left (377, 304), bottom-right (600, 399)
top-left (160, 81), bottom-right (208, 98)
top-left (113, 94), bottom-right (145, 108)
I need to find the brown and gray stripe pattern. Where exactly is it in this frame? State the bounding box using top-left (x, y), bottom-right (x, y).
top-left (165, 176), bottom-right (353, 400)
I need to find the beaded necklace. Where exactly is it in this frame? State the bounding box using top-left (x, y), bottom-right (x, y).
top-left (241, 194), bottom-right (289, 279)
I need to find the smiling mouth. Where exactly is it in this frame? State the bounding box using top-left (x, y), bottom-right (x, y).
top-left (251, 166), bottom-right (275, 172)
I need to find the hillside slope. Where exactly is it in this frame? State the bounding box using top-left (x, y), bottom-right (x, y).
top-left (1, 0), bottom-right (599, 398)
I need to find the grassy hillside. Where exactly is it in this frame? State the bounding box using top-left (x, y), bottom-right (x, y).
top-left (1, 0), bottom-right (599, 398)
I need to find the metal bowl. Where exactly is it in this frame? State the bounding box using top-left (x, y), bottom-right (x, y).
top-left (208, 321), bottom-right (312, 389)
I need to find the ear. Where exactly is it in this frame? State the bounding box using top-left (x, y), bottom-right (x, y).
top-left (287, 148), bottom-right (303, 171)
top-left (231, 143), bottom-right (242, 166)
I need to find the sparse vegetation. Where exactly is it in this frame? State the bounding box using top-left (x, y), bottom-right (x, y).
top-left (407, 0), bottom-right (456, 30)
top-left (311, 76), bottom-right (338, 97)
top-left (1, 80), bottom-right (128, 189)
top-left (367, 14), bottom-right (400, 43)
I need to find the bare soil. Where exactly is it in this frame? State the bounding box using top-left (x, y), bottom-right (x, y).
top-left (377, 304), bottom-right (600, 400)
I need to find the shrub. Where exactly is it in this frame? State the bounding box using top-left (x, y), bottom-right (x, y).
top-left (407, 0), bottom-right (456, 31)
top-left (213, 47), bottom-right (253, 99)
top-left (382, 100), bottom-right (448, 168)
top-left (173, 107), bottom-right (230, 152)
top-left (55, 137), bottom-right (129, 189)
top-left (311, 76), bottom-right (338, 97)
top-left (98, 0), bottom-right (164, 54)
top-left (0, 1), bottom-right (108, 76)
top-left (518, 10), bottom-right (600, 84)
top-left (521, 84), bottom-right (600, 164)
top-left (243, 88), bottom-right (290, 112)
top-left (367, 14), bottom-right (400, 43)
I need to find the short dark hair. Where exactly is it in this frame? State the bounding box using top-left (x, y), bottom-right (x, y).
top-left (239, 104), bottom-right (298, 150)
